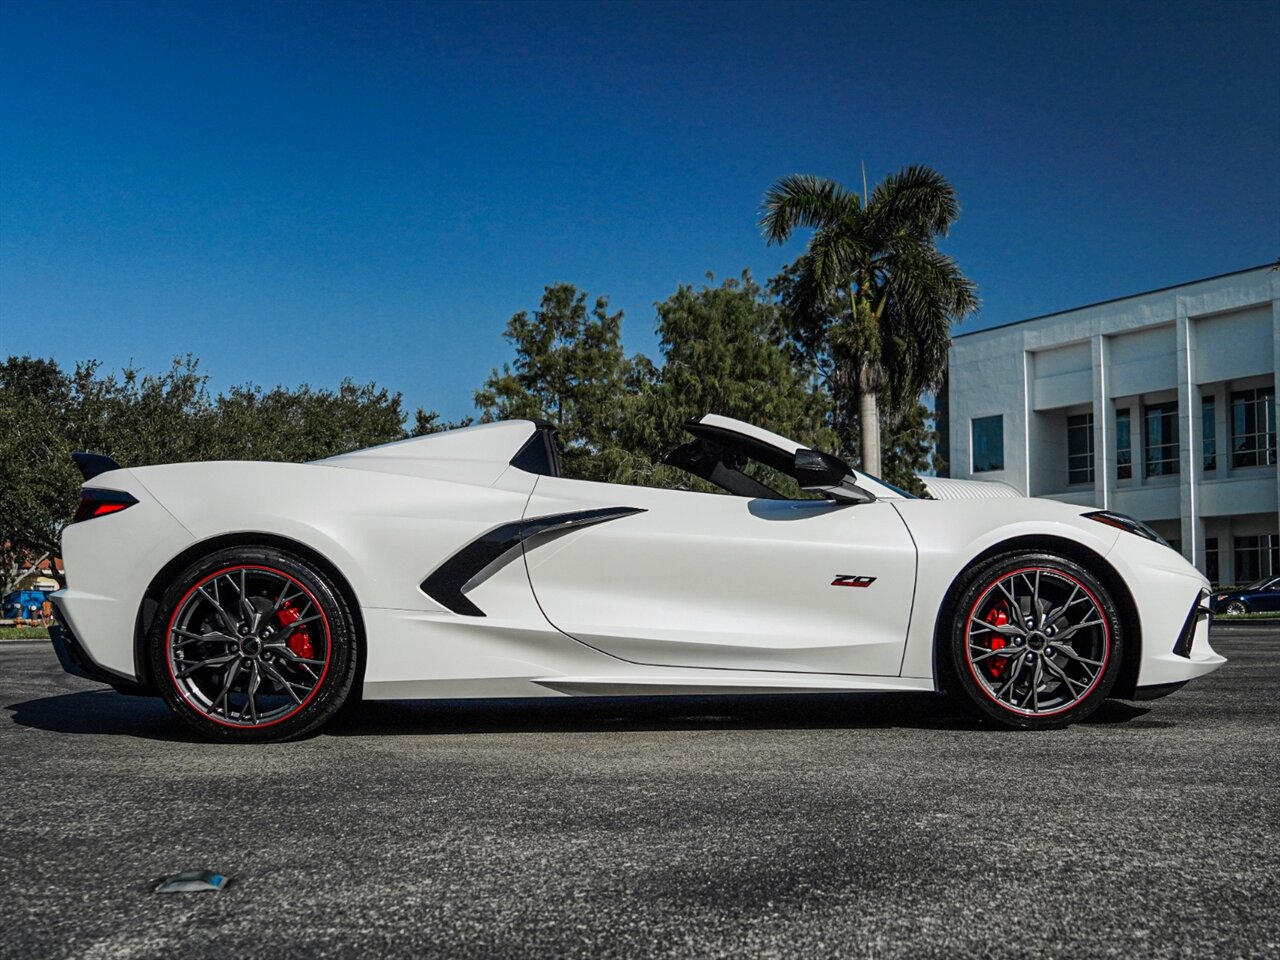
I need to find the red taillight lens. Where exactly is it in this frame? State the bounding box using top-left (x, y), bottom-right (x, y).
top-left (71, 490), bottom-right (139, 524)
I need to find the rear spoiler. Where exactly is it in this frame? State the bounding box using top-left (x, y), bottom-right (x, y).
top-left (72, 451), bottom-right (123, 481)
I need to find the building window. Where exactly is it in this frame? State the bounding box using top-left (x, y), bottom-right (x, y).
top-left (971, 415), bottom-right (1004, 472)
top-left (1206, 537), bottom-right (1219, 586)
top-left (1144, 402), bottom-right (1179, 477)
top-left (1116, 409), bottom-right (1132, 480)
top-left (1202, 395), bottom-right (1216, 471)
top-left (1231, 387), bottom-right (1276, 468)
top-left (1067, 413), bottom-right (1094, 485)
top-left (1234, 534), bottom-right (1280, 584)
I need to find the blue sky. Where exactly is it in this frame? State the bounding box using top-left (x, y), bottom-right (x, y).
top-left (2, 0), bottom-right (1276, 421)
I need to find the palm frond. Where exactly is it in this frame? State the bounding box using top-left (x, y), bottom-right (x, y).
top-left (869, 164), bottom-right (961, 238)
top-left (760, 174), bottom-right (860, 245)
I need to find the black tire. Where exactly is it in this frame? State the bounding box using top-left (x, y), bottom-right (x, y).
top-left (946, 551), bottom-right (1124, 730)
top-left (1223, 600), bottom-right (1248, 616)
top-left (148, 546), bottom-right (359, 743)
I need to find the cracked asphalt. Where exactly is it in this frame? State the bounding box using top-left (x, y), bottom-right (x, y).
top-left (1, 627), bottom-right (1277, 959)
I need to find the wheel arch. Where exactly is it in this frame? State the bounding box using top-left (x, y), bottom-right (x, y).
top-left (932, 534), bottom-right (1143, 700)
top-left (132, 532), bottom-right (367, 694)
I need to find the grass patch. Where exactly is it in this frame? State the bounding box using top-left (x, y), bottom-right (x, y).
top-left (1214, 612), bottom-right (1280, 621)
top-left (0, 626), bottom-right (50, 640)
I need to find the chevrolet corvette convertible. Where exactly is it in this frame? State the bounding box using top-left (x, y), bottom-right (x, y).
top-left (50, 414), bottom-right (1223, 742)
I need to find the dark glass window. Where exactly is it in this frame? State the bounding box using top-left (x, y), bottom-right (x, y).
top-left (1206, 537), bottom-right (1219, 586)
top-left (1234, 534), bottom-right (1280, 584)
top-left (1067, 413), bottom-right (1094, 484)
top-left (1116, 409), bottom-right (1132, 480)
top-left (1202, 395), bottom-right (1216, 471)
top-left (971, 415), bottom-right (1004, 473)
top-left (1144, 402), bottom-right (1179, 477)
top-left (1231, 387), bottom-right (1276, 468)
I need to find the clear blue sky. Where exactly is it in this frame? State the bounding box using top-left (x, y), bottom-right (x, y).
top-left (2, 0), bottom-right (1276, 421)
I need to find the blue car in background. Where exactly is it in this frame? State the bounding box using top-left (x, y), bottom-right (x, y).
top-left (1210, 577), bottom-right (1280, 615)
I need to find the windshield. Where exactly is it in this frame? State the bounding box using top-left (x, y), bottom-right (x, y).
top-left (1243, 578), bottom-right (1275, 591)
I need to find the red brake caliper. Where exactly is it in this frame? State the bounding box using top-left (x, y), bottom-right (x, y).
top-left (983, 602), bottom-right (1010, 680)
top-left (277, 602), bottom-right (314, 660)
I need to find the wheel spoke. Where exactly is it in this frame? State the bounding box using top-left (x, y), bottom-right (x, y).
top-left (263, 641), bottom-right (325, 666)
top-left (198, 585), bottom-right (241, 634)
top-left (210, 660), bottom-right (243, 717)
top-left (269, 614), bottom-right (324, 644)
top-left (172, 627), bottom-right (238, 647)
top-left (995, 579), bottom-right (1021, 611)
top-left (258, 659), bottom-right (306, 704)
top-left (996, 655), bottom-right (1029, 701)
top-left (234, 569), bottom-right (258, 627)
top-left (1043, 585), bottom-right (1081, 626)
top-left (175, 651), bottom-right (239, 678)
top-left (1043, 656), bottom-right (1088, 697)
top-left (1049, 643), bottom-right (1103, 667)
top-left (971, 618), bottom-right (1026, 639)
top-left (970, 646), bottom-right (1021, 663)
top-left (1052, 619), bottom-right (1104, 642)
top-left (245, 662), bottom-right (261, 724)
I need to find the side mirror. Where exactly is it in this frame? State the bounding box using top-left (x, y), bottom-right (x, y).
top-left (794, 449), bottom-right (876, 504)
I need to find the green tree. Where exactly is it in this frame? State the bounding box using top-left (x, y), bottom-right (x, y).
top-left (1, 353), bottom-right (427, 588)
top-left (409, 409), bottom-right (474, 437)
top-left (760, 165), bottom-right (978, 475)
top-left (476, 283), bottom-right (636, 481)
top-left (879, 400), bottom-right (936, 495)
top-left (0, 358), bottom-right (79, 591)
top-left (211, 380), bottom-right (408, 461)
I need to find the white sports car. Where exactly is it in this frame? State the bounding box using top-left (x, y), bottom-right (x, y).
top-left (51, 414), bottom-right (1223, 742)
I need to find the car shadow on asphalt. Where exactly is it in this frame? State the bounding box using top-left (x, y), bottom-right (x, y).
top-left (4, 688), bottom-right (1152, 741)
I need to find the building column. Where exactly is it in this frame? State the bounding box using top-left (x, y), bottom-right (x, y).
top-left (1272, 274), bottom-right (1280, 555)
top-left (1176, 305), bottom-right (1198, 565)
top-left (1091, 333), bottom-right (1109, 510)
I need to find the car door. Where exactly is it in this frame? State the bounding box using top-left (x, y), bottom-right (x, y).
top-left (1259, 579), bottom-right (1280, 612)
top-left (520, 475), bottom-right (918, 676)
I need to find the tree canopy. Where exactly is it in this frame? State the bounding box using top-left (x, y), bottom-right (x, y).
top-left (761, 165), bottom-right (976, 475)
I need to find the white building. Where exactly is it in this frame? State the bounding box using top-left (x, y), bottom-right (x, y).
top-left (946, 264), bottom-right (1280, 586)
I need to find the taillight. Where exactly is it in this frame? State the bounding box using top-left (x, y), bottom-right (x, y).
top-left (71, 489), bottom-right (139, 524)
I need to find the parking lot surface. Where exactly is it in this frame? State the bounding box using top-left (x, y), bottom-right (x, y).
top-left (2, 629), bottom-right (1277, 959)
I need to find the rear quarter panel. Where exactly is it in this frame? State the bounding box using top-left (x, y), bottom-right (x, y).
top-left (129, 460), bottom-right (537, 612)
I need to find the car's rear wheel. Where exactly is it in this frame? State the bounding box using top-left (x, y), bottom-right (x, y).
top-left (148, 546), bottom-right (359, 743)
top-left (947, 552), bottom-right (1123, 729)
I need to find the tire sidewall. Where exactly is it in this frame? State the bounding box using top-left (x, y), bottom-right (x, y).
top-left (149, 546), bottom-right (358, 743)
top-left (948, 552), bottom-right (1124, 729)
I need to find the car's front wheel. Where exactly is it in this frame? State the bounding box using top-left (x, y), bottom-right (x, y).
top-left (148, 546), bottom-right (359, 743)
top-left (947, 552), bottom-right (1123, 729)
top-left (1223, 600), bottom-right (1247, 616)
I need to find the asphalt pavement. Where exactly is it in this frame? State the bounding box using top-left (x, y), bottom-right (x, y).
top-left (1, 628), bottom-right (1277, 959)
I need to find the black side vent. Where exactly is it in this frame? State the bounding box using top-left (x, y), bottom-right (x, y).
top-left (1173, 592), bottom-right (1210, 658)
top-left (421, 507), bottom-right (644, 617)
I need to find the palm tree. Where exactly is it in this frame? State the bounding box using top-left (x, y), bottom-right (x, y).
top-left (760, 166), bottom-right (978, 475)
